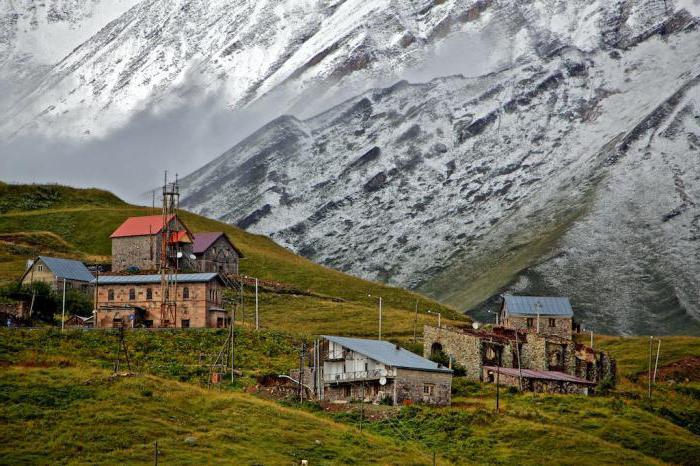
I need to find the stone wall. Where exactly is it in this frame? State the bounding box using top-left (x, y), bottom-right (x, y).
top-left (424, 325), bottom-right (484, 380)
top-left (503, 315), bottom-right (572, 339)
top-left (195, 236), bottom-right (240, 274)
top-left (395, 369), bottom-right (452, 406)
top-left (112, 236), bottom-right (157, 272)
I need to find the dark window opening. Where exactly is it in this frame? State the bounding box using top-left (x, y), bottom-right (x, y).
top-left (107, 289), bottom-right (114, 301)
top-left (183, 287), bottom-right (189, 299)
top-left (549, 318), bottom-right (556, 328)
top-left (143, 320), bottom-right (154, 328)
top-left (146, 288), bottom-right (153, 300)
top-left (181, 319), bottom-right (190, 328)
top-left (526, 318), bottom-right (534, 328)
top-left (217, 317), bottom-right (224, 328)
top-left (129, 288), bottom-right (136, 301)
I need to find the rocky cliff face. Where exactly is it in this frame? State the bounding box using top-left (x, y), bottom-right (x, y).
top-left (180, 2), bottom-right (700, 335)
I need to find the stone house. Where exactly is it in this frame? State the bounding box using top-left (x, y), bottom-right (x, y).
top-left (318, 335), bottom-right (452, 406)
top-left (64, 314), bottom-right (94, 328)
top-left (481, 366), bottom-right (596, 395)
top-left (20, 256), bottom-right (94, 293)
top-left (423, 325), bottom-right (615, 394)
top-left (93, 273), bottom-right (227, 328)
top-left (499, 295), bottom-right (574, 339)
top-left (110, 214), bottom-right (194, 272)
top-left (192, 232), bottom-right (243, 274)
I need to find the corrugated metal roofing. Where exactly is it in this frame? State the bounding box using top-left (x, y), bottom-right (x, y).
top-left (504, 295), bottom-right (573, 317)
top-left (110, 215), bottom-right (174, 238)
top-left (192, 232), bottom-right (224, 253)
top-left (93, 273), bottom-right (220, 285)
top-left (322, 335), bottom-right (452, 373)
top-left (38, 256), bottom-right (94, 282)
top-left (482, 366), bottom-right (595, 385)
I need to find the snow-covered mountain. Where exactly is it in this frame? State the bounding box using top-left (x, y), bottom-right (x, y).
top-left (0, 0), bottom-right (141, 109)
top-left (4, 0), bottom-right (687, 138)
top-left (179, 1), bottom-right (700, 335)
top-left (2, 0), bottom-right (700, 334)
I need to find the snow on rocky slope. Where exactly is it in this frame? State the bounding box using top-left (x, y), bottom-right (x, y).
top-left (180, 2), bottom-right (700, 335)
top-left (2, 0), bottom-right (683, 139)
top-left (0, 0), bottom-right (141, 108)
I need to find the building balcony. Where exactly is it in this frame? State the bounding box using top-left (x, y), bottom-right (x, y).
top-left (323, 368), bottom-right (396, 383)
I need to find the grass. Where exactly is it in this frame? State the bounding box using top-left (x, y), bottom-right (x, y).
top-left (0, 183), bottom-right (468, 336)
top-left (3, 329), bottom-right (699, 465)
top-left (0, 364), bottom-right (437, 465)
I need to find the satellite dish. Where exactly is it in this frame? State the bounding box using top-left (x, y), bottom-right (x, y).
top-left (176, 251), bottom-right (183, 258)
top-left (379, 377), bottom-right (387, 386)
top-left (189, 254), bottom-right (196, 260)
top-left (472, 322), bottom-right (480, 329)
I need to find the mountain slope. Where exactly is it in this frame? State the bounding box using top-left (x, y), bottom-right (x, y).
top-left (2, 0), bottom-right (688, 139)
top-left (0, 183), bottom-right (464, 337)
top-left (180, 6), bottom-right (700, 335)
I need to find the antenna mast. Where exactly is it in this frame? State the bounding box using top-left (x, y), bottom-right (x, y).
top-left (160, 171), bottom-right (181, 328)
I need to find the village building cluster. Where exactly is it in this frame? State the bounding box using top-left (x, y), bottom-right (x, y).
top-left (9, 189), bottom-right (614, 405)
top-left (423, 296), bottom-right (615, 395)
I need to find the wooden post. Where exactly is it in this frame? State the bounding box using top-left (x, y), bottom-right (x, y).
top-left (413, 299), bottom-right (418, 343)
top-left (154, 441), bottom-right (158, 466)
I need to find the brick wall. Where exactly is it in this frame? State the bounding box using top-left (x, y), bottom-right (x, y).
top-left (95, 280), bottom-right (225, 328)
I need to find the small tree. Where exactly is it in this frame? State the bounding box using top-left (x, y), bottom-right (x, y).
top-left (0, 281), bottom-right (57, 323)
top-left (64, 289), bottom-right (93, 317)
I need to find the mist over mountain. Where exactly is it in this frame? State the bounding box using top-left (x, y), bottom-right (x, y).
top-left (2, 0), bottom-right (699, 334)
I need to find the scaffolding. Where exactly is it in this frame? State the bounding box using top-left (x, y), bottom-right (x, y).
top-left (159, 172), bottom-right (180, 328)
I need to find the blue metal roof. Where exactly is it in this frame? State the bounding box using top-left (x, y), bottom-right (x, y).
top-left (504, 295), bottom-right (573, 317)
top-left (38, 256), bottom-right (94, 282)
top-left (93, 273), bottom-right (220, 285)
top-left (323, 335), bottom-right (452, 373)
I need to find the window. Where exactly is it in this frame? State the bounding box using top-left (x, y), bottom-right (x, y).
top-left (549, 318), bottom-right (556, 328)
top-left (146, 288), bottom-right (153, 300)
top-left (526, 318), bottom-right (534, 328)
top-left (181, 319), bottom-right (190, 328)
top-left (217, 317), bottom-right (224, 328)
top-left (183, 287), bottom-right (189, 299)
top-left (143, 320), bottom-right (154, 328)
top-left (107, 289), bottom-right (114, 301)
top-left (343, 385), bottom-right (351, 397)
top-left (37, 264), bottom-right (44, 272)
top-left (128, 288), bottom-right (136, 301)
top-left (423, 384), bottom-right (435, 396)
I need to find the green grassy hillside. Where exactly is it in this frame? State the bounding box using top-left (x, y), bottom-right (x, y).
top-left (2, 329), bottom-right (699, 465)
top-left (0, 183), bottom-right (466, 337)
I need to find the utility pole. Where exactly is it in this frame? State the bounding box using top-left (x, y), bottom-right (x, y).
top-left (413, 299), bottom-right (419, 343)
top-left (648, 336), bottom-right (653, 401)
top-left (154, 441), bottom-right (158, 466)
top-left (369, 294), bottom-right (382, 340)
top-left (515, 332), bottom-right (523, 391)
top-left (653, 339), bottom-right (661, 383)
top-left (255, 278), bottom-right (259, 330)
top-left (378, 297), bottom-right (382, 340)
top-left (299, 341), bottom-right (306, 403)
top-left (231, 304), bottom-right (236, 383)
top-left (61, 278), bottom-right (67, 332)
top-left (495, 350), bottom-right (502, 412)
top-left (590, 330), bottom-right (594, 349)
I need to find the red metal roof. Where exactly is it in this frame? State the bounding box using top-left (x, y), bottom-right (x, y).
top-left (110, 215), bottom-right (175, 238)
top-left (169, 230), bottom-right (191, 243)
top-left (482, 366), bottom-right (595, 385)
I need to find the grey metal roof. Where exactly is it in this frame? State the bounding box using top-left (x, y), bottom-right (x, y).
top-left (482, 366), bottom-right (595, 385)
top-left (38, 256), bottom-right (94, 282)
top-left (93, 273), bottom-right (220, 285)
top-left (503, 295), bottom-right (573, 317)
top-left (322, 335), bottom-right (452, 373)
